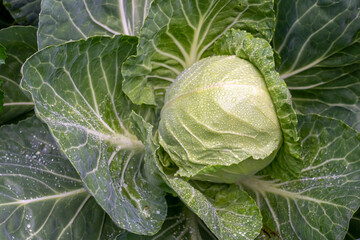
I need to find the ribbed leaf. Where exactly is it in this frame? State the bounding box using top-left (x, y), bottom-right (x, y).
top-left (214, 30), bottom-right (301, 180)
top-left (0, 116), bottom-right (124, 240)
top-left (21, 36), bottom-right (166, 235)
top-left (285, 41), bottom-right (360, 132)
top-left (164, 178), bottom-right (262, 240)
top-left (122, 0), bottom-right (275, 105)
top-left (0, 26), bottom-right (37, 124)
top-left (38, 0), bottom-right (152, 49)
top-left (156, 142), bottom-right (262, 240)
top-left (119, 195), bottom-right (218, 240)
top-left (3, 0), bottom-right (41, 26)
top-left (241, 114), bottom-right (360, 239)
top-left (274, 0), bottom-right (360, 131)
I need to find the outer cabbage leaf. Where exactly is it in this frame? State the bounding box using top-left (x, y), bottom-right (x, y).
top-left (3, 0), bottom-right (41, 26)
top-left (162, 177), bottom-right (262, 240)
top-left (241, 114), bottom-right (360, 239)
top-left (122, 0), bottom-right (275, 105)
top-left (21, 35), bottom-right (167, 235)
top-left (0, 26), bottom-right (37, 124)
top-left (0, 116), bottom-right (124, 240)
top-left (214, 29), bottom-right (301, 180)
top-left (154, 147), bottom-right (262, 240)
top-left (119, 196), bottom-right (218, 240)
top-left (274, 0), bottom-right (360, 131)
top-left (38, 0), bottom-right (152, 49)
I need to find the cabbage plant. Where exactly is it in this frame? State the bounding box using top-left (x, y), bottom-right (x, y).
top-left (0, 0), bottom-right (360, 239)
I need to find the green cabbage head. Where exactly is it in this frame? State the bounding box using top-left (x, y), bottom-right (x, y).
top-left (158, 55), bottom-right (283, 183)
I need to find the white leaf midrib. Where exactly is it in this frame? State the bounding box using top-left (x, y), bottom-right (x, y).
top-left (26, 200), bottom-right (58, 240)
top-left (0, 188), bottom-right (88, 207)
top-left (56, 194), bottom-right (92, 240)
top-left (58, 122), bottom-right (144, 151)
top-left (118, 0), bottom-right (131, 35)
top-left (240, 176), bottom-right (351, 209)
top-left (82, 0), bottom-right (120, 35)
top-left (0, 162), bottom-right (82, 183)
top-left (3, 102), bottom-right (34, 106)
top-left (279, 6), bottom-right (360, 79)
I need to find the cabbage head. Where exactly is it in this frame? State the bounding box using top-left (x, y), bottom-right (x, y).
top-left (158, 55), bottom-right (283, 183)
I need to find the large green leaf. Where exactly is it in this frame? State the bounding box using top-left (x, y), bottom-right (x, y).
top-left (0, 26), bottom-right (37, 124)
top-left (0, 116), bottom-right (124, 239)
top-left (155, 144), bottom-right (262, 240)
top-left (122, 0), bottom-right (275, 105)
top-left (274, 0), bottom-right (360, 131)
top-left (285, 42), bottom-right (360, 132)
top-left (241, 114), bottom-right (360, 239)
top-left (21, 36), bottom-right (167, 235)
top-left (215, 30), bottom-right (301, 180)
top-left (163, 178), bottom-right (262, 240)
top-left (3, 0), bottom-right (41, 26)
top-left (119, 196), bottom-right (218, 240)
top-left (38, 0), bottom-right (152, 49)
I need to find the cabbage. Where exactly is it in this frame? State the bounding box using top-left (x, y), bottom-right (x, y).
top-left (159, 56), bottom-right (282, 183)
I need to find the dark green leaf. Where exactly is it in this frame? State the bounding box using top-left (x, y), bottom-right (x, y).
top-left (164, 178), bottom-right (262, 240)
top-left (3, 0), bottom-right (41, 26)
top-left (38, 0), bottom-right (152, 49)
top-left (120, 195), bottom-right (218, 240)
top-left (285, 41), bottom-right (360, 132)
top-left (156, 145), bottom-right (262, 240)
top-left (241, 114), bottom-right (360, 239)
top-left (274, 0), bottom-right (360, 131)
top-left (122, 0), bottom-right (275, 105)
top-left (0, 116), bottom-right (124, 239)
top-left (21, 36), bottom-right (166, 235)
top-left (0, 26), bottom-right (37, 124)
